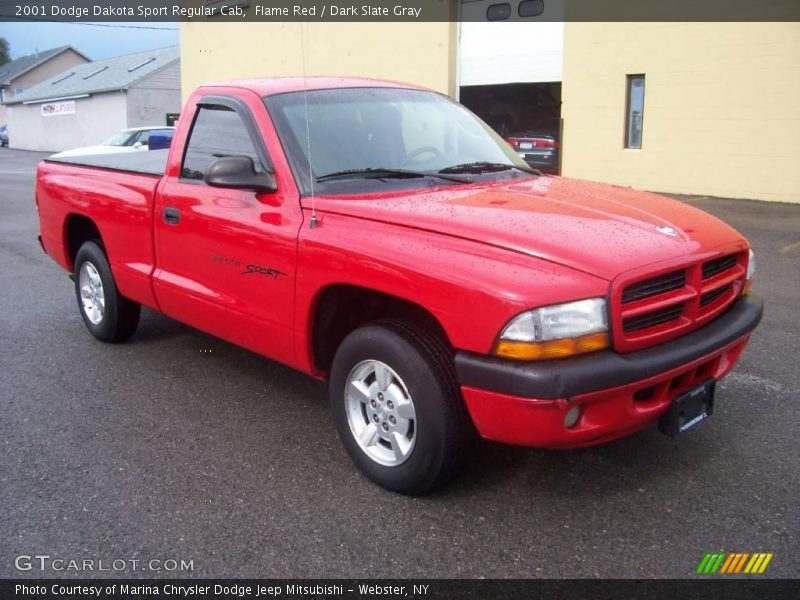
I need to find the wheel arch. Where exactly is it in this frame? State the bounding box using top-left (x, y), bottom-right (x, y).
top-left (308, 284), bottom-right (453, 376)
top-left (64, 213), bottom-right (103, 271)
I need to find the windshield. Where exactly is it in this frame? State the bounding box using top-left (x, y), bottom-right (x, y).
top-left (265, 87), bottom-right (534, 195)
top-left (101, 131), bottom-right (138, 147)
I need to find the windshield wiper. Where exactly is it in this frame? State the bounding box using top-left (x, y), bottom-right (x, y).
top-left (316, 167), bottom-right (469, 183)
top-left (438, 161), bottom-right (542, 176)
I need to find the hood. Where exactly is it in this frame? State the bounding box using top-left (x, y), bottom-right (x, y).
top-left (308, 176), bottom-right (746, 281)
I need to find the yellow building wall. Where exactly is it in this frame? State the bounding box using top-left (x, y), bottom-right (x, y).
top-left (180, 22), bottom-right (457, 101)
top-left (562, 23), bottom-right (800, 203)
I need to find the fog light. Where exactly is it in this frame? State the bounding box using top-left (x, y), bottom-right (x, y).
top-left (564, 405), bottom-right (581, 429)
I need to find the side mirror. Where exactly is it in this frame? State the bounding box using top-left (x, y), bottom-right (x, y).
top-left (133, 141), bottom-right (143, 149)
top-left (205, 156), bottom-right (277, 193)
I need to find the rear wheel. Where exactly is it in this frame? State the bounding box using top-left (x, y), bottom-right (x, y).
top-left (330, 320), bottom-right (472, 494)
top-left (73, 241), bottom-right (140, 342)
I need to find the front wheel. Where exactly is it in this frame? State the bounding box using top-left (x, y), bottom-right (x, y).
top-left (329, 321), bottom-right (473, 494)
top-left (73, 241), bottom-right (140, 342)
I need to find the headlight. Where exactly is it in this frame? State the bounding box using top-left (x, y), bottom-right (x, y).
top-left (495, 298), bottom-right (610, 360)
top-left (744, 248), bottom-right (755, 295)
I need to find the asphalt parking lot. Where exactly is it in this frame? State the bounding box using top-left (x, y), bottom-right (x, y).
top-left (0, 147), bottom-right (797, 579)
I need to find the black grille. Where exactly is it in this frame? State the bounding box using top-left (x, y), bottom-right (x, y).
top-left (623, 304), bottom-right (684, 333)
top-left (702, 255), bottom-right (737, 279)
top-left (622, 270), bottom-right (686, 304)
top-left (700, 285), bottom-right (731, 308)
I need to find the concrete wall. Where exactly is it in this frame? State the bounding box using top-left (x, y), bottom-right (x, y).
top-left (562, 22), bottom-right (800, 203)
top-left (126, 88), bottom-right (183, 128)
top-left (0, 48), bottom-right (89, 125)
top-left (127, 61), bottom-right (182, 127)
top-left (7, 91), bottom-right (127, 152)
top-left (179, 22), bottom-right (458, 101)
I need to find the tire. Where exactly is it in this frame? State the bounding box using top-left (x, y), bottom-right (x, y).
top-left (73, 241), bottom-right (140, 342)
top-left (329, 320), bottom-right (473, 494)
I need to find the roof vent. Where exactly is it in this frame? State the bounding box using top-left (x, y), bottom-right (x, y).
top-left (127, 57), bottom-right (156, 72)
top-left (52, 72), bottom-right (76, 84)
top-left (83, 66), bottom-right (109, 80)
top-left (0, 71), bottom-right (8, 79)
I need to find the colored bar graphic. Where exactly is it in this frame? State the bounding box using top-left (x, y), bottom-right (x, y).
top-left (698, 552), bottom-right (774, 575)
top-left (719, 553), bottom-right (734, 573)
top-left (719, 553), bottom-right (736, 573)
top-left (745, 554), bottom-right (762, 573)
top-left (758, 554), bottom-right (773, 573)
top-left (697, 553), bottom-right (713, 574)
top-left (711, 553), bottom-right (725, 573)
top-left (734, 553), bottom-right (749, 573)
top-left (727, 553), bottom-right (738, 573)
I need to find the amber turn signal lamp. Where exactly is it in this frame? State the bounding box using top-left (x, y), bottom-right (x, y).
top-left (495, 332), bottom-right (610, 360)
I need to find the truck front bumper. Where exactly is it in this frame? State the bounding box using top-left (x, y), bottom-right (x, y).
top-left (455, 294), bottom-right (763, 448)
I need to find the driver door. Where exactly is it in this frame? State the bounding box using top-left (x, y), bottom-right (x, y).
top-left (153, 95), bottom-right (302, 366)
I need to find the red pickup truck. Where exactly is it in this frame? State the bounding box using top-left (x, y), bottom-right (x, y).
top-left (35, 78), bottom-right (762, 493)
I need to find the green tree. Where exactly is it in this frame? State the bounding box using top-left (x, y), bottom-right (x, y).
top-left (0, 38), bottom-right (10, 66)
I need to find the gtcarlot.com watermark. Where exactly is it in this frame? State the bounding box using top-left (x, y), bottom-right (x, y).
top-left (15, 554), bottom-right (194, 573)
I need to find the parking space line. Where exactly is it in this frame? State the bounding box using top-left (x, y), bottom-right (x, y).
top-left (779, 241), bottom-right (800, 254)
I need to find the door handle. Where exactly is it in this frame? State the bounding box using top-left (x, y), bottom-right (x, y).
top-left (163, 207), bottom-right (181, 225)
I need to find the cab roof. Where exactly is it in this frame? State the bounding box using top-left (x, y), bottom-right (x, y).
top-left (200, 76), bottom-right (430, 97)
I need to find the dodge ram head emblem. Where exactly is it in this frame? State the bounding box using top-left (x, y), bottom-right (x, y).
top-left (657, 225), bottom-right (679, 237)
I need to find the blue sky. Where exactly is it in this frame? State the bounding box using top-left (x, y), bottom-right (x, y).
top-left (0, 22), bottom-right (179, 61)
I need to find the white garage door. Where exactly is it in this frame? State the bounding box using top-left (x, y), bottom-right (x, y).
top-left (459, 22), bottom-right (564, 87)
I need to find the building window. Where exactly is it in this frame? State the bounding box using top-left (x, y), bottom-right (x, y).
top-left (14, 87), bottom-right (24, 95)
top-left (625, 75), bottom-right (645, 149)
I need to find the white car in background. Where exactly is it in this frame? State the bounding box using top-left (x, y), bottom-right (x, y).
top-left (52, 126), bottom-right (174, 158)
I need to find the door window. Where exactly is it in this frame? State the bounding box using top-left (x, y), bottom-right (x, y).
top-left (181, 106), bottom-right (262, 180)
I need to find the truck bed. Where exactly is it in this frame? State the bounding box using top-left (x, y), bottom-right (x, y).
top-left (36, 154), bottom-right (164, 311)
top-left (45, 148), bottom-right (169, 177)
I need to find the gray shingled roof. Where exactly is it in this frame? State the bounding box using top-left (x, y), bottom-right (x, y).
top-left (0, 46), bottom-right (89, 86)
top-left (6, 46), bottom-right (179, 105)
